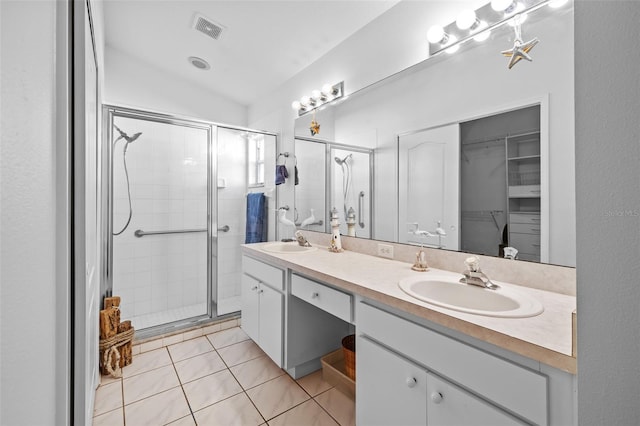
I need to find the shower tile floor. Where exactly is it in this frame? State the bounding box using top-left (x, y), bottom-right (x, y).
top-left (93, 326), bottom-right (354, 426)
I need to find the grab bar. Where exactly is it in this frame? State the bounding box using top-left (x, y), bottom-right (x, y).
top-left (134, 226), bottom-right (229, 238)
top-left (358, 191), bottom-right (365, 229)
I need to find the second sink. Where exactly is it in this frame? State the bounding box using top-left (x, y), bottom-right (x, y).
top-left (398, 275), bottom-right (543, 318)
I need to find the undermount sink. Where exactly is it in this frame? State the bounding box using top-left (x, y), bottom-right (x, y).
top-left (261, 242), bottom-right (318, 254)
top-left (398, 275), bottom-right (544, 318)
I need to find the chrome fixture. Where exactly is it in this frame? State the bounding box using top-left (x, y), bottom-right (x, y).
top-left (460, 256), bottom-right (500, 290)
top-left (426, 0), bottom-right (569, 56)
top-left (112, 124), bottom-right (142, 236)
top-left (133, 226), bottom-right (229, 238)
top-left (291, 81), bottom-right (344, 116)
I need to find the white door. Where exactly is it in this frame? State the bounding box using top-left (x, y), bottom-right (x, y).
top-left (398, 125), bottom-right (459, 250)
top-left (258, 284), bottom-right (283, 367)
top-left (240, 274), bottom-right (260, 343)
top-left (426, 372), bottom-right (524, 425)
top-left (356, 335), bottom-right (428, 426)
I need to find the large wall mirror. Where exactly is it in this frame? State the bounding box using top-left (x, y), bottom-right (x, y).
top-left (294, 2), bottom-right (574, 267)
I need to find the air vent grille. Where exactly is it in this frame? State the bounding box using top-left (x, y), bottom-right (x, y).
top-left (194, 15), bottom-right (225, 40)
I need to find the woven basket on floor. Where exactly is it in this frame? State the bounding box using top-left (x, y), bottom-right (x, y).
top-left (342, 334), bottom-right (356, 380)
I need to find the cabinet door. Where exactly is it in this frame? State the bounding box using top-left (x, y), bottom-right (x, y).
top-left (240, 274), bottom-right (260, 344)
top-left (427, 373), bottom-right (524, 426)
top-left (357, 336), bottom-right (427, 426)
top-left (258, 284), bottom-right (283, 367)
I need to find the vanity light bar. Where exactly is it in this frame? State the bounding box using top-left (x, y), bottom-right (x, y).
top-left (291, 82), bottom-right (344, 116)
top-left (427, 0), bottom-right (567, 56)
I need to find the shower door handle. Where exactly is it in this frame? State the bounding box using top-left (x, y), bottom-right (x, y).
top-left (358, 191), bottom-right (365, 229)
top-left (218, 225), bottom-right (230, 232)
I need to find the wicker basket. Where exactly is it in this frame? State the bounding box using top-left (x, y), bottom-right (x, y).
top-left (342, 334), bottom-right (356, 380)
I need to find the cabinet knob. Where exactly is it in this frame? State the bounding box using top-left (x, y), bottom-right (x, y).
top-left (251, 286), bottom-right (258, 291)
top-left (258, 289), bottom-right (264, 294)
top-left (431, 392), bottom-right (443, 404)
top-left (311, 292), bottom-right (319, 299)
top-left (406, 377), bottom-right (417, 388)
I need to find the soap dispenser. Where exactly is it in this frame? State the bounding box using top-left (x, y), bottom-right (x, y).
top-left (329, 207), bottom-right (344, 253)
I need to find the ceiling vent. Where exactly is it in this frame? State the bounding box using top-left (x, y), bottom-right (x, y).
top-left (193, 14), bottom-right (226, 41)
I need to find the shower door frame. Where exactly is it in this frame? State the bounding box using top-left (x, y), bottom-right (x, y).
top-left (103, 105), bottom-right (216, 336)
top-left (102, 105), bottom-right (279, 337)
top-left (295, 136), bottom-right (375, 238)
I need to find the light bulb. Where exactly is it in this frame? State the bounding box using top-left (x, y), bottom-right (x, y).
top-left (445, 35), bottom-right (459, 54)
top-left (291, 100), bottom-right (301, 110)
top-left (491, 0), bottom-right (517, 13)
top-left (300, 95), bottom-right (311, 106)
top-left (473, 21), bottom-right (491, 42)
top-left (548, 0), bottom-right (569, 8)
top-left (427, 25), bottom-right (447, 44)
top-left (311, 89), bottom-right (322, 100)
top-left (456, 9), bottom-right (478, 30)
top-left (322, 83), bottom-right (335, 96)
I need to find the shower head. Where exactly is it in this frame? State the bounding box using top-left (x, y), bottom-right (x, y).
top-left (334, 154), bottom-right (352, 165)
top-left (114, 124), bottom-right (143, 144)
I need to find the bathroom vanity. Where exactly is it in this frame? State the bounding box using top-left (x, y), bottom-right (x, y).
top-left (240, 241), bottom-right (576, 425)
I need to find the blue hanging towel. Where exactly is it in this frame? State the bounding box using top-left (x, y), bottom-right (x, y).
top-left (245, 192), bottom-right (268, 243)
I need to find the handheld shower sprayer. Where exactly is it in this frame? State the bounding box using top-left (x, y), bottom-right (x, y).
top-left (112, 124), bottom-right (143, 236)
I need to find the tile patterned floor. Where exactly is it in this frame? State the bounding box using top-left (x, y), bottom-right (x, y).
top-left (93, 326), bottom-right (355, 426)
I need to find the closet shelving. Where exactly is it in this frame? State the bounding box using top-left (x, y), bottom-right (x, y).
top-left (506, 130), bottom-right (541, 262)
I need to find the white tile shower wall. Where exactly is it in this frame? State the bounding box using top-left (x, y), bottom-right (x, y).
top-left (112, 117), bottom-right (209, 326)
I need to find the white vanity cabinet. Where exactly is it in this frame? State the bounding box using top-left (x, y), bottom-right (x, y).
top-left (358, 335), bottom-right (523, 426)
top-left (241, 256), bottom-right (284, 366)
top-left (357, 302), bottom-right (550, 426)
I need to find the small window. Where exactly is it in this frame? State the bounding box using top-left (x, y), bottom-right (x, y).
top-left (248, 135), bottom-right (265, 187)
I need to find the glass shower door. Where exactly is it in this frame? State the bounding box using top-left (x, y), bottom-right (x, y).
top-left (111, 114), bottom-right (210, 330)
top-left (215, 128), bottom-right (277, 316)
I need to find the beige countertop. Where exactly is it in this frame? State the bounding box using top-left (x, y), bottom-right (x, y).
top-left (242, 242), bottom-right (577, 374)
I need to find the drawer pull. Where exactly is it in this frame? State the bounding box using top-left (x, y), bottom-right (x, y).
top-left (431, 392), bottom-right (443, 404)
top-left (531, 228), bottom-right (540, 232)
top-left (311, 292), bottom-right (320, 299)
top-left (406, 377), bottom-right (417, 388)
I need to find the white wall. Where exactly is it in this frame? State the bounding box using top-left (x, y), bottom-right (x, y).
top-left (104, 46), bottom-right (248, 127)
top-left (0, 1), bottom-right (60, 423)
top-left (575, 1), bottom-right (640, 424)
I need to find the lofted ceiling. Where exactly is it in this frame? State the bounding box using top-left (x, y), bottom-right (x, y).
top-left (102, 0), bottom-right (402, 106)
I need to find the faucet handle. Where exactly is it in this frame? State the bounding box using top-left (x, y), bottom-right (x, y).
top-left (464, 256), bottom-right (480, 272)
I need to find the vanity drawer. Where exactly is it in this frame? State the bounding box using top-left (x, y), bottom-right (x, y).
top-left (291, 274), bottom-right (352, 322)
top-left (509, 213), bottom-right (541, 225)
top-left (509, 232), bottom-right (540, 255)
top-left (242, 256), bottom-right (284, 291)
top-left (509, 223), bottom-right (541, 235)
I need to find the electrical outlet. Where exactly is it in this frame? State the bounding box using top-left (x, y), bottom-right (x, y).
top-left (377, 243), bottom-right (394, 259)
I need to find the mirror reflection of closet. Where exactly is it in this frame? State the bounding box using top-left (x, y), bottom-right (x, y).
top-left (460, 105), bottom-right (541, 261)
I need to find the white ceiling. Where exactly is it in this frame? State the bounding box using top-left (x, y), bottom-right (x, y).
top-left (103, 0), bottom-right (401, 106)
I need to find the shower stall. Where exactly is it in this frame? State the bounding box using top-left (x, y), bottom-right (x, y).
top-left (103, 106), bottom-right (277, 335)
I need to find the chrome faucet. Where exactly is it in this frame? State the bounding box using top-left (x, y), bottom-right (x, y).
top-left (460, 256), bottom-right (499, 290)
top-left (294, 230), bottom-right (312, 247)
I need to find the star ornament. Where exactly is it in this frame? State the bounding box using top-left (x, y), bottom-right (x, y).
top-left (501, 36), bottom-right (539, 69)
top-left (309, 119), bottom-right (320, 136)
